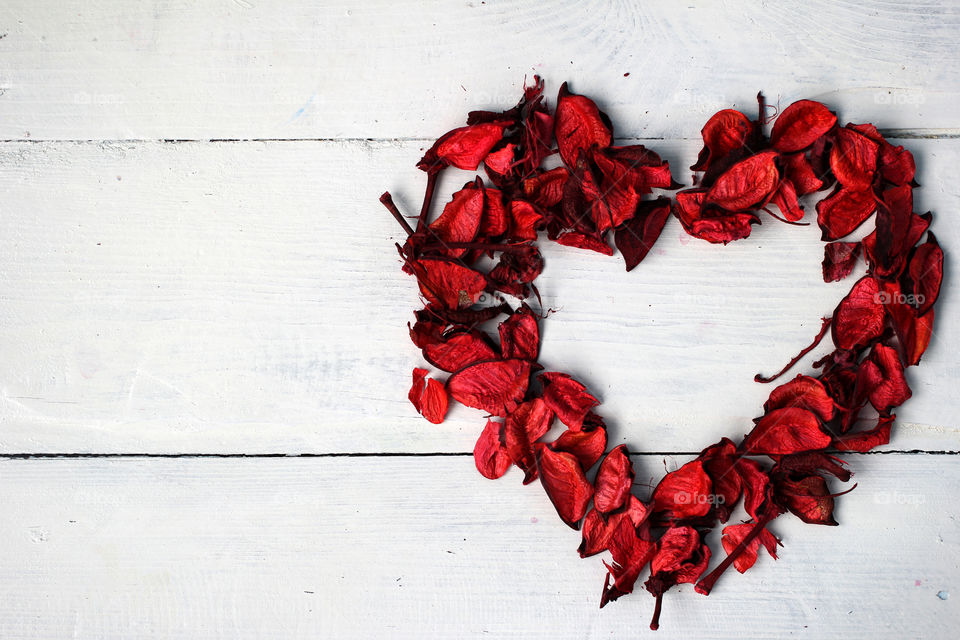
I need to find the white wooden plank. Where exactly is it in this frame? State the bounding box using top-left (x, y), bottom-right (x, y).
top-left (1, 138), bottom-right (958, 454)
top-left (0, 0), bottom-right (958, 140)
top-left (0, 455), bottom-right (956, 638)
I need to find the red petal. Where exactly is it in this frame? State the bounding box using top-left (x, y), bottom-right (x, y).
top-left (550, 427), bottom-right (607, 471)
top-left (536, 444), bottom-right (594, 529)
top-left (579, 495), bottom-right (650, 557)
top-left (764, 375), bottom-right (835, 422)
top-left (523, 167), bottom-right (569, 209)
top-left (905, 233), bottom-right (943, 316)
top-left (736, 459), bottom-right (771, 521)
top-left (833, 414), bottom-right (893, 452)
top-left (720, 523), bottom-right (780, 573)
top-left (859, 344), bottom-right (911, 412)
top-left (446, 359), bottom-right (532, 417)
top-left (781, 152), bottom-right (823, 195)
top-left (705, 151), bottom-right (780, 211)
top-left (479, 188), bottom-right (509, 237)
top-left (498, 305), bottom-right (540, 361)
top-left (614, 198), bottom-right (672, 271)
top-left (832, 276), bottom-right (885, 350)
top-left (554, 82), bottom-right (612, 167)
top-left (473, 418), bottom-right (511, 479)
top-left (413, 258), bottom-right (487, 309)
top-left (675, 190), bottom-right (757, 244)
top-left (483, 143), bottom-right (516, 177)
top-left (504, 397), bottom-right (554, 483)
top-left (422, 331), bottom-right (497, 372)
top-left (556, 231), bottom-right (614, 255)
top-left (830, 126), bottom-right (879, 191)
top-left (822, 241), bottom-right (861, 282)
top-left (777, 475), bottom-right (838, 525)
top-left (816, 186), bottom-right (877, 241)
top-left (770, 100), bottom-right (837, 152)
top-left (770, 178), bottom-right (804, 221)
top-left (651, 460), bottom-right (713, 519)
top-left (420, 122), bottom-right (505, 172)
top-left (594, 445), bottom-right (635, 514)
top-left (539, 372), bottom-right (600, 430)
top-left (408, 368), bottom-right (448, 424)
top-left (508, 200), bottom-right (542, 241)
top-left (883, 287), bottom-right (934, 365)
top-left (743, 407), bottom-right (831, 455)
top-left (429, 183), bottom-right (484, 257)
top-left (691, 109), bottom-right (756, 172)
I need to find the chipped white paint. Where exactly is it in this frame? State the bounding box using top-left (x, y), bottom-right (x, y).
top-left (0, 1), bottom-right (958, 637)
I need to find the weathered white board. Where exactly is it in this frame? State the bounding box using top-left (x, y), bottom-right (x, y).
top-left (0, 456), bottom-right (956, 639)
top-left (0, 0), bottom-right (958, 141)
top-left (1, 1), bottom-right (959, 638)
top-left (0, 138), bottom-right (957, 454)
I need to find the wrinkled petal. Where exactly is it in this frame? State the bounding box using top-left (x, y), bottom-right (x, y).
top-left (594, 445), bottom-right (635, 514)
top-left (446, 359), bottom-right (532, 417)
top-left (536, 444), bottom-right (594, 529)
top-left (770, 100), bottom-right (837, 152)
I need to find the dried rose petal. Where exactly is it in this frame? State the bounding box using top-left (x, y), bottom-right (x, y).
top-left (816, 186), bottom-right (877, 241)
top-left (498, 306), bottom-right (540, 361)
top-left (407, 368), bottom-right (449, 424)
top-left (422, 330), bottom-right (497, 372)
top-left (446, 359), bottom-right (532, 417)
top-left (705, 150), bottom-right (779, 211)
top-left (550, 427), bottom-right (607, 471)
top-left (742, 407), bottom-right (831, 456)
top-left (539, 372), bottom-right (600, 430)
top-left (859, 343), bottom-right (912, 412)
top-left (770, 100), bottom-right (837, 152)
top-left (413, 258), bottom-right (487, 309)
top-left (536, 444), bottom-right (595, 529)
top-left (504, 397), bottom-right (554, 483)
top-left (419, 122), bottom-right (507, 172)
top-left (651, 460), bottom-right (713, 519)
top-left (556, 231), bottom-right (614, 255)
top-left (554, 82), bottom-right (612, 167)
top-left (474, 418), bottom-right (511, 479)
top-left (776, 475), bottom-right (838, 525)
top-left (691, 109), bottom-right (757, 172)
top-left (764, 375), bottom-right (835, 422)
top-left (905, 232), bottom-right (943, 316)
top-left (614, 198), bottom-right (672, 271)
top-left (594, 445), bottom-right (635, 514)
top-left (832, 276), bottom-right (885, 350)
top-left (720, 523), bottom-right (780, 573)
top-left (822, 241), bottom-right (861, 282)
top-left (579, 495), bottom-right (650, 557)
top-left (830, 126), bottom-right (879, 191)
top-left (429, 182), bottom-right (484, 257)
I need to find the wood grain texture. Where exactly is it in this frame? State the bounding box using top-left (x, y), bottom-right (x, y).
top-left (0, 138), bottom-right (957, 454)
top-left (0, 0), bottom-right (958, 140)
top-left (0, 455), bottom-right (956, 639)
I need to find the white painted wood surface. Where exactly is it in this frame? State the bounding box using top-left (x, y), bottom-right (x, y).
top-left (0, 1), bottom-right (958, 637)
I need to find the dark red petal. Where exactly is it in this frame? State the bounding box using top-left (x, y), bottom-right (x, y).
top-left (822, 241), bottom-right (861, 282)
top-left (550, 427), bottom-right (607, 471)
top-left (833, 414), bottom-right (893, 452)
top-left (736, 458), bottom-right (772, 521)
top-left (743, 407), bottom-right (831, 455)
top-left (777, 475), bottom-right (838, 525)
top-left (508, 200), bottom-right (542, 241)
top-left (879, 143), bottom-right (916, 186)
top-left (781, 152), bottom-right (823, 195)
top-left (816, 186), bottom-right (877, 241)
top-left (594, 445), bottom-right (635, 514)
top-left (883, 288), bottom-right (934, 366)
top-left (830, 126), bottom-right (879, 191)
top-left (905, 232), bottom-right (943, 316)
top-left (498, 306), bottom-right (540, 361)
top-left (422, 331), bottom-right (497, 372)
top-left (522, 167), bottom-right (569, 209)
top-left (483, 143), bottom-right (516, 177)
top-left (691, 109), bottom-right (756, 172)
top-left (429, 183), bottom-right (484, 257)
top-left (556, 231), bottom-right (614, 255)
top-left (474, 418), bottom-right (511, 479)
top-left (614, 198), bottom-right (672, 271)
top-left (579, 495), bottom-right (650, 557)
top-left (539, 372), bottom-right (600, 430)
top-left (420, 122), bottom-right (506, 172)
top-left (446, 359), bottom-right (532, 417)
top-left (554, 82), bottom-right (612, 167)
top-left (413, 258), bottom-right (487, 309)
top-left (764, 374), bottom-right (835, 422)
top-left (770, 100), bottom-right (837, 152)
top-left (705, 150), bottom-right (779, 211)
top-left (832, 276), bottom-right (885, 350)
top-left (720, 523), bottom-right (780, 573)
top-left (770, 177), bottom-right (804, 222)
top-left (651, 460), bottom-right (713, 519)
top-left (859, 344), bottom-right (912, 412)
top-left (675, 190), bottom-right (757, 244)
top-left (479, 188), bottom-right (509, 237)
top-left (504, 398), bottom-right (554, 483)
top-left (536, 444), bottom-right (595, 529)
